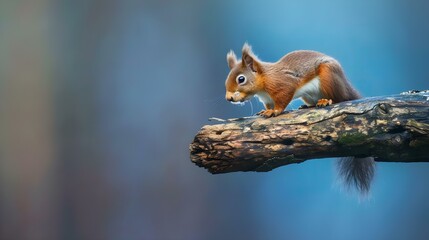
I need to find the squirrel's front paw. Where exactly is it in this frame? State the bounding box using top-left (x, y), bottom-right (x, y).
top-left (257, 109), bottom-right (281, 118)
top-left (316, 99), bottom-right (333, 108)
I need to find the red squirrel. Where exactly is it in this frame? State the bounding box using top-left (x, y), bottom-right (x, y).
top-left (224, 43), bottom-right (375, 194)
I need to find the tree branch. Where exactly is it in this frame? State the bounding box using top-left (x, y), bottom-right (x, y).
top-left (190, 91), bottom-right (429, 174)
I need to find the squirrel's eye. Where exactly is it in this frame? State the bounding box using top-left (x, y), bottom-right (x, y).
top-left (236, 75), bottom-right (246, 85)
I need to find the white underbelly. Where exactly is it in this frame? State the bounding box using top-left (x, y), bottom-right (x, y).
top-left (255, 91), bottom-right (274, 106)
top-left (293, 77), bottom-right (322, 105)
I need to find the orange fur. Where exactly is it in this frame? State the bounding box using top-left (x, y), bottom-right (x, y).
top-left (318, 63), bottom-right (336, 101)
top-left (225, 44), bottom-right (360, 117)
top-left (318, 62), bottom-right (360, 102)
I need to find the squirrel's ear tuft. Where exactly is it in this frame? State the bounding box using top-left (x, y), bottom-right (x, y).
top-left (226, 50), bottom-right (237, 69)
top-left (242, 43), bottom-right (261, 73)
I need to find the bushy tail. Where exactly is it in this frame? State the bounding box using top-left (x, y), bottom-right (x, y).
top-left (337, 157), bottom-right (375, 195)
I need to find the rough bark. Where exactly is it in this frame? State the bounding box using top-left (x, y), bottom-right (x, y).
top-left (190, 91), bottom-right (429, 174)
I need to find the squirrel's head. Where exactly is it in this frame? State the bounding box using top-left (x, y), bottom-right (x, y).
top-left (225, 43), bottom-right (264, 103)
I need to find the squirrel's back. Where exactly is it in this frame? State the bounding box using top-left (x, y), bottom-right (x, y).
top-left (277, 50), bottom-right (332, 76)
top-left (273, 50), bottom-right (361, 103)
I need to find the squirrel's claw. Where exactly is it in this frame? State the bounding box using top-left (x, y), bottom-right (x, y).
top-left (316, 99), bottom-right (333, 108)
top-left (257, 109), bottom-right (281, 118)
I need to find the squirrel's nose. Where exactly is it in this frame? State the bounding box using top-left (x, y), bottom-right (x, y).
top-left (227, 96), bottom-right (234, 102)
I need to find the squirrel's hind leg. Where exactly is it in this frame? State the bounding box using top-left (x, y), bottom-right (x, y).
top-left (299, 97), bottom-right (333, 109)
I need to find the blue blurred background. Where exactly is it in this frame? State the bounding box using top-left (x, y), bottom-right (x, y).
top-left (1, 0), bottom-right (429, 239)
